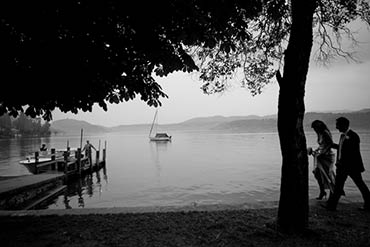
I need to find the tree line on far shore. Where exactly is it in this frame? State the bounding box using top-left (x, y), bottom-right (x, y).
top-left (0, 113), bottom-right (51, 138)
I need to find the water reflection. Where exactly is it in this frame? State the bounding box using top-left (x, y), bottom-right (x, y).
top-left (149, 141), bottom-right (171, 181)
top-left (1, 137), bottom-right (52, 176)
top-left (0, 139), bottom-right (11, 160)
top-left (63, 194), bottom-right (72, 209)
top-left (15, 136), bottom-right (51, 158)
top-left (3, 132), bottom-right (370, 209)
top-left (47, 166), bottom-right (108, 209)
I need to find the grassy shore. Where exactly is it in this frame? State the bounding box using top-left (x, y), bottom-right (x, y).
top-left (1, 199), bottom-right (369, 247)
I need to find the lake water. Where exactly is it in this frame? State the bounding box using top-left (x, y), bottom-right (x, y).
top-left (1, 130), bottom-right (370, 209)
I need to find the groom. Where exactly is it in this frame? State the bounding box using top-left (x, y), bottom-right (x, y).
top-left (323, 117), bottom-right (370, 211)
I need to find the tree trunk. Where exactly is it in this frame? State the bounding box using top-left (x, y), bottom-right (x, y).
top-left (276, 0), bottom-right (316, 232)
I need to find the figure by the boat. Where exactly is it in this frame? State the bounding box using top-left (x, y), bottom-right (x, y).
top-left (40, 143), bottom-right (47, 152)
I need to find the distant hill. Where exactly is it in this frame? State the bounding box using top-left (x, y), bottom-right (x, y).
top-left (107, 114), bottom-right (276, 133)
top-left (51, 119), bottom-right (108, 134)
top-left (51, 109), bottom-right (370, 134)
top-left (165, 115), bottom-right (260, 131)
top-left (212, 110), bottom-right (370, 133)
top-left (109, 124), bottom-right (150, 133)
top-left (179, 114), bottom-right (274, 127)
top-left (212, 118), bottom-right (278, 132)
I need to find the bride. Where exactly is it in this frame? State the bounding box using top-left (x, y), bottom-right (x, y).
top-left (308, 120), bottom-right (336, 200)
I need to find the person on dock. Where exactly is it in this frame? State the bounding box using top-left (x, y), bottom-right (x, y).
top-left (308, 120), bottom-right (336, 200)
top-left (322, 117), bottom-right (370, 211)
top-left (39, 143), bottom-right (48, 156)
top-left (82, 140), bottom-right (96, 165)
top-left (40, 143), bottom-right (47, 152)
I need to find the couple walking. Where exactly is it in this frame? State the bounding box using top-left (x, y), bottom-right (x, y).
top-left (309, 117), bottom-right (370, 211)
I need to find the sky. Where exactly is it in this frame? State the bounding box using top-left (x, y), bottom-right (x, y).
top-left (52, 23), bottom-right (370, 127)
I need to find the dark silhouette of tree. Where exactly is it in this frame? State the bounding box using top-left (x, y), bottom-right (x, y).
top-left (12, 113), bottom-right (50, 136)
top-left (0, 114), bottom-right (12, 137)
top-left (1, 1), bottom-right (260, 120)
top-left (13, 113), bottom-right (31, 134)
top-left (1, 0), bottom-right (369, 232)
top-left (40, 121), bottom-right (51, 136)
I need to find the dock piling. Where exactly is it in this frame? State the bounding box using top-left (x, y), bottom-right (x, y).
top-left (63, 151), bottom-right (69, 174)
top-left (51, 148), bottom-right (56, 170)
top-left (95, 150), bottom-right (100, 167)
top-left (34, 152), bottom-right (39, 174)
top-left (77, 148), bottom-right (81, 175)
top-left (103, 141), bottom-right (107, 162)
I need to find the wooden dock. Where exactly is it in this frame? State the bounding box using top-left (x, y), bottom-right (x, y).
top-left (0, 146), bottom-right (107, 210)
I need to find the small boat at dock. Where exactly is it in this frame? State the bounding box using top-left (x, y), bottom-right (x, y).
top-left (19, 147), bottom-right (78, 174)
top-left (19, 157), bottom-right (53, 165)
top-left (19, 157), bottom-right (53, 174)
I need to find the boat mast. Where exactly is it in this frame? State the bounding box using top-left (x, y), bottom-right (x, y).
top-left (149, 109), bottom-right (158, 138)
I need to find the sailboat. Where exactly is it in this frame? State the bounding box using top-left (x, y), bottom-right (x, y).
top-left (149, 109), bottom-right (172, 142)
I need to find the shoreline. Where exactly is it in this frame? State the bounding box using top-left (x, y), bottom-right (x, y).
top-left (1, 198), bottom-right (370, 246)
top-left (0, 200), bottom-right (280, 217)
top-left (0, 194), bottom-right (365, 217)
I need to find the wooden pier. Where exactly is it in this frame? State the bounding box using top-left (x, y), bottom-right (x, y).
top-left (26, 147), bottom-right (107, 176)
top-left (0, 145), bottom-right (107, 210)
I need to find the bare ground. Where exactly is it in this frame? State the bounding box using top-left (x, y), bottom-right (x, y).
top-left (1, 201), bottom-right (369, 247)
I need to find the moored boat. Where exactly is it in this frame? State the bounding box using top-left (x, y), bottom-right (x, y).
top-left (149, 109), bottom-right (172, 142)
top-left (149, 133), bottom-right (172, 141)
top-left (19, 157), bottom-right (53, 174)
top-left (19, 157), bottom-right (53, 165)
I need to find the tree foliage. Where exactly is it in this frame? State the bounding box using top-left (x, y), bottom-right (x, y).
top-left (196, 0), bottom-right (370, 94)
top-left (2, 1), bottom-right (368, 121)
top-left (12, 113), bottom-right (51, 136)
top-left (0, 114), bottom-right (12, 137)
top-left (0, 113), bottom-right (50, 137)
top-left (313, 0), bottom-right (370, 63)
top-left (1, 0), bottom-right (263, 120)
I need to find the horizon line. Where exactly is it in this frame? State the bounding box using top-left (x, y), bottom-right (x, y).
top-left (51, 107), bottom-right (370, 128)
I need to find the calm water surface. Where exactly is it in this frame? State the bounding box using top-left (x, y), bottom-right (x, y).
top-left (1, 130), bottom-right (369, 209)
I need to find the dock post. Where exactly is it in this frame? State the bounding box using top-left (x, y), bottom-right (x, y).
top-left (95, 150), bottom-right (100, 168)
top-left (89, 152), bottom-right (93, 171)
top-left (77, 148), bottom-right (81, 175)
top-left (80, 129), bottom-right (83, 150)
top-left (34, 152), bottom-right (39, 174)
top-left (63, 151), bottom-right (69, 174)
top-left (98, 140), bottom-right (101, 168)
top-left (51, 148), bottom-right (56, 170)
top-left (103, 140), bottom-right (107, 163)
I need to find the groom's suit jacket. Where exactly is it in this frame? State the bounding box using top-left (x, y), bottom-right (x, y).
top-left (336, 129), bottom-right (365, 174)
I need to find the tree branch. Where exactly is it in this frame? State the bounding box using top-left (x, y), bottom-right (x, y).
top-left (276, 70), bottom-right (283, 86)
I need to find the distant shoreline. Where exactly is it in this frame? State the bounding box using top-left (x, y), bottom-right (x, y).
top-left (51, 109), bottom-right (370, 135)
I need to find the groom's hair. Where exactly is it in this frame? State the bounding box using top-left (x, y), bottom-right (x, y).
top-left (336, 117), bottom-right (350, 128)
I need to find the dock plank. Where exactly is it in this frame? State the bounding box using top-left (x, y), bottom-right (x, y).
top-left (23, 185), bottom-right (67, 210)
top-left (0, 173), bottom-right (65, 195)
